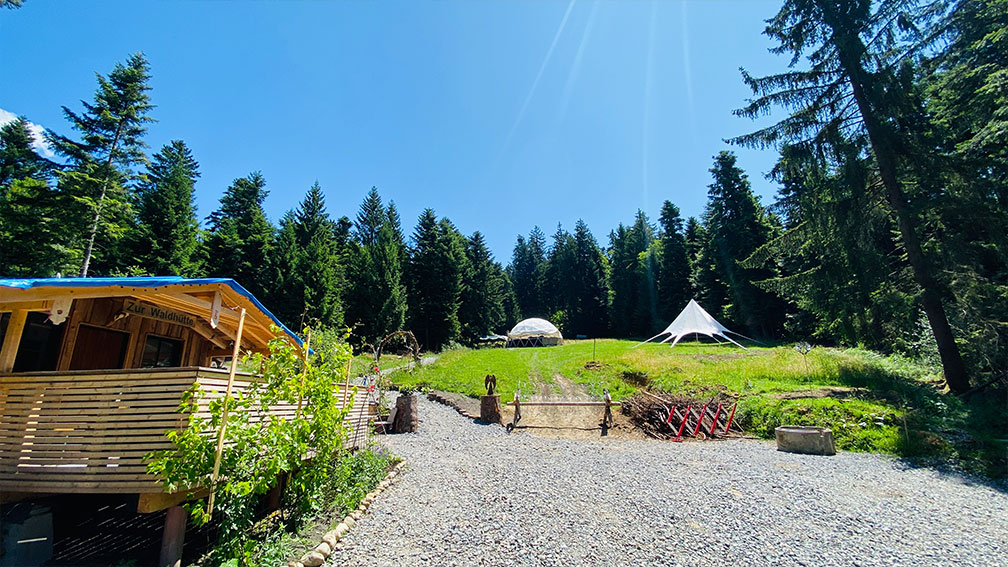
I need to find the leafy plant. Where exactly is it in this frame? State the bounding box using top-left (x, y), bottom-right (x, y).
top-left (146, 326), bottom-right (354, 562)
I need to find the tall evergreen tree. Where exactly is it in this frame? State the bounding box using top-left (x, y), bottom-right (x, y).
top-left (570, 219), bottom-right (610, 337)
top-left (0, 117), bottom-right (51, 187)
top-left (48, 53), bottom-right (155, 276)
top-left (657, 201), bottom-right (691, 320)
top-left (698, 152), bottom-right (780, 335)
top-left (509, 227), bottom-right (548, 319)
top-left (131, 140), bottom-right (201, 276)
top-left (732, 0), bottom-right (970, 391)
top-left (0, 119), bottom-right (69, 276)
top-left (205, 172), bottom-right (274, 298)
top-left (459, 231), bottom-right (507, 341)
top-left (293, 182), bottom-right (343, 327)
top-left (346, 188), bottom-right (407, 343)
top-left (608, 211), bottom-right (658, 336)
top-left (269, 211), bottom-right (304, 328)
top-left (543, 224), bottom-right (577, 331)
top-left (406, 210), bottom-right (466, 350)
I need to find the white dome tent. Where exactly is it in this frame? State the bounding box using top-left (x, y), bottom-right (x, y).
top-left (636, 299), bottom-right (750, 349)
top-left (507, 318), bottom-right (563, 348)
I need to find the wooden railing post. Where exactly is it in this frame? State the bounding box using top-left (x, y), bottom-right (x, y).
top-left (207, 307), bottom-right (246, 516)
top-left (0, 309), bottom-right (28, 373)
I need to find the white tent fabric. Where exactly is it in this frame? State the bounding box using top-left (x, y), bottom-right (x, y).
top-left (507, 318), bottom-right (563, 347)
top-left (636, 299), bottom-right (746, 349)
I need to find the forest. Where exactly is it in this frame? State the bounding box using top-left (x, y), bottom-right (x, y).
top-left (0, 0), bottom-right (1004, 396)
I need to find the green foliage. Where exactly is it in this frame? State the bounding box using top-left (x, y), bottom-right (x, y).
top-left (508, 227), bottom-right (548, 319)
top-left (145, 327), bottom-right (353, 560)
top-left (459, 231), bottom-right (509, 342)
top-left (696, 151), bottom-right (783, 336)
top-left (204, 172), bottom-right (275, 297)
top-left (345, 188), bottom-right (407, 344)
top-left (608, 211), bottom-right (659, 336)
top-left (406, 209), bottom-right (466, 350)
top-left (656, 201), bottom-right (691, 322)
top-left (130, 140), bottom-right (202, 276)
top-left (0, 117), bottom-right (51, 186)
top-left (0, 177), bottom-right (79, 276)
top-left (48, 52), bottom-right (155, 277)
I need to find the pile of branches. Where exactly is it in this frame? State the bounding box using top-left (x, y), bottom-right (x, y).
top-left (621, 389), bottom-right (741, 440)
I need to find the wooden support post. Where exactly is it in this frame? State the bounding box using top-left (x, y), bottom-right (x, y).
top-left (159, 505), bottom-right (186, 567)
top-left (0, 309), bottom-right (28, 373)
top-left (207, 307), bottom-right (246, 516)
top-left (295, 328), bottom-right (312, 420)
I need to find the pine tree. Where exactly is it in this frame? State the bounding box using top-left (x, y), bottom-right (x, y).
top-left (131, 140), bottom-right (201, 276)
top-left (0, 119), bottom-right (70, 276)
top-left (406, 210), bottom-right (466, 350)
top-left (293, 182), bottom-right (342, 327)
top-left (509, 227), bottom-right (548, 318)
top-left (345, 188), bottom-right (407, 344)
top-left (0, 117), bottom-right (52, 187)
top-left (657, 201), bottom-right (691, 320)
top-left (608, 211), bottom-right (658, 336)
top-left (732, 0), bottom-right (970, 391)
top-left (48, 53), bottom-right (155, 276)
top-left (205, 172), bottom-right (275, 298)
top-left (699, 152), bottom-right (780, 335)
top-left (570, 219), bottom-right (610, 337)
top-left (543, 224), bottom-right (577, 332)
top-left (269, 211), bottom-right (304, 328)
top-left (459, 231), bottom-right (507, 341)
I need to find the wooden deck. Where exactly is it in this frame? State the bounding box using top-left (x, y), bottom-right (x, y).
top-left (0, 367), bottom-right (369, 494)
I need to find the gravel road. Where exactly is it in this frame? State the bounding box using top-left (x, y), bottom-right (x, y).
top-left (332, 396), bottom-right (1007, 567)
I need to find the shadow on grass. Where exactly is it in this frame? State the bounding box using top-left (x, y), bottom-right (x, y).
top-left (829, 362), bottom-right (1007, 483)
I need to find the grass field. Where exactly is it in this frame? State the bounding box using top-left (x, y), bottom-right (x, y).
top-left (388, 339), bottom-right (1006, 477)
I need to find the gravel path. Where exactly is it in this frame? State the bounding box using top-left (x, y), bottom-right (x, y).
top-left (333, 396), bottom-right (1007, 567)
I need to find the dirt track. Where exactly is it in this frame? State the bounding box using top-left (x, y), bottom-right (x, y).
top-left (499, 372), bottom-right (646, 441)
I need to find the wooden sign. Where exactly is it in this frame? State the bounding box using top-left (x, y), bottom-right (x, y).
top-left (124, 299), bottom-right (197, 328)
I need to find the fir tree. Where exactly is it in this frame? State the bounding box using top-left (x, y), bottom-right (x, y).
top-left (48, 53), bottom-right (155, 276)
top-left (732, 0), bottom-right (970, 390)
top-left (205, 172), bottom-right (274, 298)
top-left (131, 140), bottom-right (201, 276)
top-left (657, 201), bottom-right (691, 321)
top-left (406, 210), bottom-right (466, 350)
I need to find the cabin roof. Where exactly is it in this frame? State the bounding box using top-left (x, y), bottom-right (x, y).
top-left (0, 276), bottom-right (303, 349)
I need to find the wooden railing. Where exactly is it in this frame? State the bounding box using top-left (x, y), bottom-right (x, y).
top-left (0, 367), bottom-right (369, 495)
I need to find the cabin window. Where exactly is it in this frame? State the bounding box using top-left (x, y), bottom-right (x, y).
top-left (12, 312), bottom-right (65, 372)
top-left (141, 335), bottom-right (183, 368)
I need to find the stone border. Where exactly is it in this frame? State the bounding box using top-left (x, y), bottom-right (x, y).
top-left (426, 390), bottom-right (480, 420)
top-left (288, 460), bottom-right (406, 567)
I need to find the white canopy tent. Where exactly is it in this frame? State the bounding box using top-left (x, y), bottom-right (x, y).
top-left (636, 299), bottom-right (748, 349)
top-left (507, 318), bottom-right (563, 347)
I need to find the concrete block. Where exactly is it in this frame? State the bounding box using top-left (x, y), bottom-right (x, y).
top-left (775, 426), bottom-right (836, 456)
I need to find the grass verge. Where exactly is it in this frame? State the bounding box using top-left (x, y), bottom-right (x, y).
top-left (391, 339), bottom-right (1006, 477)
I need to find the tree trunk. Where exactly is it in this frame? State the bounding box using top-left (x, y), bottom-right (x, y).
top-left (829, 16), bottom-right (970, 393)
top-left (78, 124), bottom-right (123, 277)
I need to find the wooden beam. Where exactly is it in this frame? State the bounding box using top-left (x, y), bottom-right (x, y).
top-left (504, 401), bottom-right (622, 407)
top-left (0, 309), bottom-right (28, 373)
top-left (0, 300), bottom-right (52, 313)
top-left (137, 489), bottom-right (208, 514)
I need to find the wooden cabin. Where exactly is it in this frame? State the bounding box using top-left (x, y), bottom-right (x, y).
top-left (0, 277), bottom-right (369, 566)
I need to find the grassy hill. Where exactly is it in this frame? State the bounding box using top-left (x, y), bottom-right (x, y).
top-left (389, 339), bottom-right (1006, 477)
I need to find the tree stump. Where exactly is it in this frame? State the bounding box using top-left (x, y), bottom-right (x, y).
top-left (480, 395), bottom-right (502, 424)
top-left (392, 393), bottom-right (418, 433)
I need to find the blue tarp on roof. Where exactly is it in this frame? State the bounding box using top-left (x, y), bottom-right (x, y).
top-left (0, 276), bottom-right (303, 347)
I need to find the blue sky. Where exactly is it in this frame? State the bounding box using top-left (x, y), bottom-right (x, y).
top-left (1, 0), bottom-right (784, 262)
